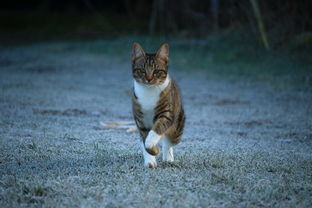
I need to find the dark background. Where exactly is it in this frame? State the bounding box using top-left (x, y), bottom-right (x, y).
top-left (0, 0), bottom-right (311, 89)
top-left (1, 0), bottom-right (312, 48)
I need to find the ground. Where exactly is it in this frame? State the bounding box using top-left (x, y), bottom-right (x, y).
top-left (0, 38), bottom-right (311, 208)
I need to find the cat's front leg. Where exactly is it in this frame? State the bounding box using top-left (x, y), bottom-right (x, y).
top-left (144, 130), bottom-right (162, 155)
top-left (145, 110), bottom-right (173, 155)
top-left (141, 142), bottom-right (157, 168)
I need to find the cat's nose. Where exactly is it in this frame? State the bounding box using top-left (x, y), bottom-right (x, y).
top-left (145, 74), bottom-right (153, 82)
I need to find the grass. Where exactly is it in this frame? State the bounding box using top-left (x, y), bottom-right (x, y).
top-left (1, 142), bottom-right (311, 207)
top-left (0, 30), bottom-right (311, 207)
top-left (13, 33), bottom-right (309, 91)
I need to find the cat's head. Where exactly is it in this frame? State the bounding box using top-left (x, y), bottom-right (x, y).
top-left (132, 43), bottom-right (169, 85)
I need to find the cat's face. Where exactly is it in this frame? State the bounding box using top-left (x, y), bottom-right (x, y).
top-left (132, 43), bottom-right (169, 85)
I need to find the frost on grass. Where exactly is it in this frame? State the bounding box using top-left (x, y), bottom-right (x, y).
top-left (0, 41), bottom-right (312, 208)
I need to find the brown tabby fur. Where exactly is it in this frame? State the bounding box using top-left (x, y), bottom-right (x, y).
top-left (131, 43), bottom-right (185, 155)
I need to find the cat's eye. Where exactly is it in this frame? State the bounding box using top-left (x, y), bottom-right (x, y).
top-left (136, 68), bottom-right (146, 75)
top-left (154, 70), bottom-right (165, 77)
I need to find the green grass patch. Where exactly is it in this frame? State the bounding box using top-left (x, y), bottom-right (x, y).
top-left (37, 34), bottom-right (311, 91)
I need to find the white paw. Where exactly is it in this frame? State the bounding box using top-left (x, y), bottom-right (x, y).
top-left (162, 138), bottom-right (174, 162)
top-left (145, 130), bottom-right (162, 149)
top-left (141, 142), bottom-right (157, 168)
top-left (163, 152), bottom-right (174, 162)
top-left (144, 157), bottom-right (157, 168)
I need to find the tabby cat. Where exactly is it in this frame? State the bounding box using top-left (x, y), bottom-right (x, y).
top-left (131, 43), bottom-right (185, 168)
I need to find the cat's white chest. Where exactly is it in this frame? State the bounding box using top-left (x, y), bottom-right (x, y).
top-left (134, 77), bottom-right (170, 128)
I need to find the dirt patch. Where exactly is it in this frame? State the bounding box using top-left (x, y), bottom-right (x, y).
top-left (214, 98), bottom-right (250, 106)
top-left (33, 108), bottom-right (87, 116)
top-left (23, 64), bottom-right (58, 73)
top-left (244, 120), bottom-right (263, 128)
top-left (225, 120), bottom-right (265, 128)
top-left (236, 131), bottom-right (248, 137)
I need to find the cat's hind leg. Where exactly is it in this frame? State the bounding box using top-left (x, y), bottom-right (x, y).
top-left (162, 136), bottom-right (174, 162)
top-left (141, 142), bottom-right (157, 168)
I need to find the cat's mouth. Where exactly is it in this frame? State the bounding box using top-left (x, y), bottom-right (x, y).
top-left (143, 81), bottom-right (155, 85)
top-left (135, 78), bottom-right (165, 86)
top-left (144, 80), bottom-right (154, 84)
top-left (144, 80), bottom-right (166, 86)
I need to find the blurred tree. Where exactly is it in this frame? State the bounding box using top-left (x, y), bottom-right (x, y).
top-left (149, 0), bottom-right (159, 35)
top-left (210, 0), bottom-right (219, 32)
top-left (250, 0), bottom-right (270, 50)
top-left (0, 0), bottom-right (311, 47)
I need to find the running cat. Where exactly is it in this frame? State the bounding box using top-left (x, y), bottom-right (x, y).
top-left (131, 43), bottom-right (185, 168)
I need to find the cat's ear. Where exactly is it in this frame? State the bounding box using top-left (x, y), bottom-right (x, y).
top-left (156, 43), bottom-right (169, 62)
top-left (132, 43), bottom-right (145, 61)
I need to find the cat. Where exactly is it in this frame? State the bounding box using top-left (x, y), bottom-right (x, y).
top-left (131, 43), bottom-right (185, 168)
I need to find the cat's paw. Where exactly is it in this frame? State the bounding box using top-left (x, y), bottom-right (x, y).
top-left (162, 137), bottom-right (174, 162)
top-left (163, 149), bottom-right (174, 162)
top-left (144, 157), bottom-right (157, 169)
top-left (145, 130), bottom-right (161, 155)
top-left (163, 156), bottom-right (174, 162)
top-left (145, 146), bottom-right (160, 156)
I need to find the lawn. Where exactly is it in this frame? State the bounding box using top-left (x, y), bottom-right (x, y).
top-left (0, 36), bottom-right (311, 207)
